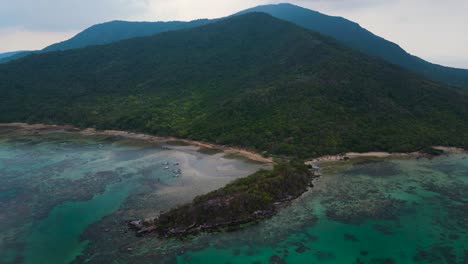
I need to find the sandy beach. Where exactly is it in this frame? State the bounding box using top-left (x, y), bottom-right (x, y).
top-left (305, 147), bottom-right (465, 165)
top-left (0, 123), bottom-right (274, 164)
top-left (2, 123), bottom-right (465, 167)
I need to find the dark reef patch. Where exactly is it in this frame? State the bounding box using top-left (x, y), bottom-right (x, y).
top-left (322, 183), bottom-right (405, 224)
top-left (344, 233), bottom-right (359, 242)
top-left (413, 244), bottom-right (459, 264)
top-left (269, 255), bottom-right (286, 264)
top-left (345, 160), bottom-right (401, 177)
top-left (372, 224), bottom-right (395, 235)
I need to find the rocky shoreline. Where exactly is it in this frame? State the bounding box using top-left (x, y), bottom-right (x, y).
top-left (126, 145), bottom-right (465, 239)
top-left (127, 189), bottom-right (313, 238)
top-left (127, 162), bottom-right (320, 238)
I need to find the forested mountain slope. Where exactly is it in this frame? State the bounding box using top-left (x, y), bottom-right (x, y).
top-left (2, 3), bottom-right (468, 90)
top-left (1, 13), bottom-right (467, 158)
top-left (240, 3), bottom-right (468, 88)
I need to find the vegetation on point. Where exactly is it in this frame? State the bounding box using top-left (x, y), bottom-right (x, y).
top-left (421, 147), bottom-right (445, 156)
top-left (154, 161), bottom-right (313, 235)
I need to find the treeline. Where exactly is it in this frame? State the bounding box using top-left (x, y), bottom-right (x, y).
top-left (151, 162), bottom-right (315, 236)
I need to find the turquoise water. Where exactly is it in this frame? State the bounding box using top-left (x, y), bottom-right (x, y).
top-left (0, 129), bottom-right (466, 263)
top-left (0, 130), bottom-right (262, 264)
top-left (169, 157), bottom-right (467, 264)
top-left (75, 155), bottom-right (467, 264)
top-left (23, 182), bottom-right (135, 264)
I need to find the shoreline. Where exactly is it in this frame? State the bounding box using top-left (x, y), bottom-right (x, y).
top-left (3, 122), bottom-right (466, 240)
top-left (128, 162), bottom-right (317, 238)
top-left (1, 123), bottom-right (465, 166)
top-left (305, 147), bottom-right (465, 165)
top-left (0, 122), bottom-right (274, 164)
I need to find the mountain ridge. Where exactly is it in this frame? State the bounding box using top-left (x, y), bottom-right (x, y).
top-left (1, 3), bottom-right (467, 90)
top-left (0, 19), bottom-right (212, 63)
top-left (1, 12), bottom-right (467, 158)
top-left (42, 19), bottom-right (212, 52)
top-left (0, 50), bottom-right (33, 63)
top-left (0, 51), bottom-right (29, 60)
top-left (239, 3), bottom-right (468, 87)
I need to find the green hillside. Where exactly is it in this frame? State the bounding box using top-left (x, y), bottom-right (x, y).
top-left (240, 3), bottom-right (468, 88)
top-left (1, 13), bottom-right (467, 158)
top-left (4, 3), bottom-right (467, 89)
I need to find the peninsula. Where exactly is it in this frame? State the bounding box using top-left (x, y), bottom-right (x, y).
top-left (129, 161), bottom-right (318, 237)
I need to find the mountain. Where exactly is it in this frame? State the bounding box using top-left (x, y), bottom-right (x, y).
top-left (239, 3), bottom-right (468, 88)
top-left (0, 51), bottom-right (34, 63)
top-left (1, 13), bottom-right (467, 158)
top-left (0, 51), bottom-right (27, 60)
top-left (0, 19), bottom-right (212, 63)
top-left (2, 4), bottom-right (468, 90)
top-left (42, 19), bottom-right (212, 52)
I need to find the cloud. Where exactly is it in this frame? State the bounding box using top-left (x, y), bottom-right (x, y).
top-left (305, 0), bottom-right (468, 68)
top-left (138, 0), bottom-right (271, 21)
top-left (0, 27), bottom-right (77, 53)
top-left (0, 0), bottom-right (272, 31)
top-left (290, 0), bottom-right (390, 11)
top-left (0, 0), bottom-right (149, 31)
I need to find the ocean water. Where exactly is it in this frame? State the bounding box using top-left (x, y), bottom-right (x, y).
top-left (169, 156), bottom-right (468, 264)
top-left (0, 129), bottom-right (263, 264)
top-left (77, 157), bottom-right (467, 264)
top-left (0, 129), bottom-right (466, 264)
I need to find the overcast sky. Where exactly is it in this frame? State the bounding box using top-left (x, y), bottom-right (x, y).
top-left (0, 0), bottom-right (466, 69)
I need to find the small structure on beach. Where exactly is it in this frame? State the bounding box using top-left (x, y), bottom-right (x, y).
top-left (308, 163), bottom-right (322, 177)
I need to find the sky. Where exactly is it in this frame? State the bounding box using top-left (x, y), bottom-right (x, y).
top-left (0, 0), bottom-right (467, 69)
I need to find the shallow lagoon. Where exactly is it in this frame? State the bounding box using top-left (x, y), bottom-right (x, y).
top-left (0, 127), bottom-right (264, 264)
top-left (0, 127), bottom-right (466, 264)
